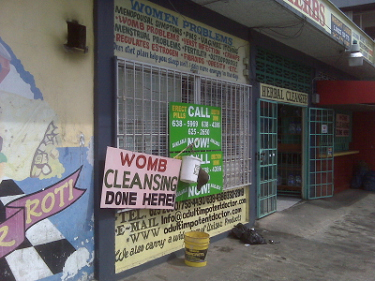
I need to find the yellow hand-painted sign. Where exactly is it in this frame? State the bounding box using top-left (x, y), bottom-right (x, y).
top-left (260, 84), bottom-right (308, 106)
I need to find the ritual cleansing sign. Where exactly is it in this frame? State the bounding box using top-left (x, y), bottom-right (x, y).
top-left (100, 147), bottom-right (182, 209)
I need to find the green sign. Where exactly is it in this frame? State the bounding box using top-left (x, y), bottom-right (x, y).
top-left (169, 102), bottom-right (223, 201)
top-left (169, 102), bottom-right (222, 152)
top-left (170, 151), bottom-right (223, 201)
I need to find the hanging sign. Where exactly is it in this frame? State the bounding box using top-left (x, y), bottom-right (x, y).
top-left (100, 147), bottom-right (182, 209)
top-left (169, 102), bottom-right (222, 152)
top-left (331, 14), bottom-right (351, 48)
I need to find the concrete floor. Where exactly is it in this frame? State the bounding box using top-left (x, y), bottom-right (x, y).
top-left (277, 196), bottom-right (301, 212)
top-left (119, 189), bottom-right (375, 281)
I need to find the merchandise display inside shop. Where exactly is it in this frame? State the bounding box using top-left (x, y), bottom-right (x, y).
top-left (277, 104), bottom-right (303, 197)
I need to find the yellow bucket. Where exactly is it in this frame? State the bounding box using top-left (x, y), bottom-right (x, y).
top-left (184, 231), bottom-right (210, 267)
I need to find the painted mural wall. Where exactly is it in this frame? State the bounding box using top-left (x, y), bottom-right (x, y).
top-left (0, 1), bottom-right (95, 281)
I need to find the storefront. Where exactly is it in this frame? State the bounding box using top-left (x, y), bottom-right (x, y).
top-left (94, 0), bottom-right (375, 281)
top-left (256, 82), bottom-right (335, 217)
top-left (254, 48), bottom-right (337, 217)
top-left (95, 0), bottom-right (256, 280)
top-left (0, 0), bottom-right (374, 280)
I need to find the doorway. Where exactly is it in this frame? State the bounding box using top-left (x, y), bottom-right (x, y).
top-left (257, 100), bottom-right (304, 218)
top-left (257, 100), bottom-right (335, 218)
top-left (277, 104), bottom-right (303, 197)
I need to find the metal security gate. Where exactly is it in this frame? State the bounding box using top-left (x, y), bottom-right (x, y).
top-left (257, 99), bottom-right (278, 218)
top-left (116, 58), bottom-right (252, 191)
top-left (307, 108), bottom-right (334, 199)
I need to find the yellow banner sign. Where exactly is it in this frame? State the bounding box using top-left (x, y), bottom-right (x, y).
top-left (114, 0), bottom-right (249, 83)
top-left (115, 186), bottom-right (248, 272)
top-left (260, 83), bottom-right (308, 106)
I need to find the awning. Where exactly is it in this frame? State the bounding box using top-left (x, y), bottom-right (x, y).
top-left (317, 80), bottom-right (375, 111)
top-left (190, 0), bottom-right (375, 80)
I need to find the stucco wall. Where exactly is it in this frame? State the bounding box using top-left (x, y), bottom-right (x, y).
top-left (0, 1), bottom-right (95, 280)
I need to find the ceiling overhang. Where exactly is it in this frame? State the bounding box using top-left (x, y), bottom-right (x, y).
top-left (191, 0), bottom-right (375, 80)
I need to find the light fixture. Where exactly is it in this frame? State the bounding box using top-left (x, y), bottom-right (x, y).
top-left (312, 93), bottom-right (320, 104)
top-left (346, 40), bottom-right (363, 67)
top-left (64, 20), bottom-right (88, 53)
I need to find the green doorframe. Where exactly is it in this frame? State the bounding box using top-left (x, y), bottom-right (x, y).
top-left (306, 107), bottom-right (335, 199)
top-left (257, 99), bottom-right (278, 218)
top-left (256, 102), bottom-right (334, 217)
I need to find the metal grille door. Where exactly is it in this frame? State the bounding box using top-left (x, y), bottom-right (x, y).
top-left (307, 108), bottom-right (334, 199)
top-left (257, 99), bottom-right (278, 218)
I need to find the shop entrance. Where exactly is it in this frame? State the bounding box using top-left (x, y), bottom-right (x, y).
top-left (257, 99), bottom-right (335, 218)
top-left (257, 100), bottom-right (305, 218)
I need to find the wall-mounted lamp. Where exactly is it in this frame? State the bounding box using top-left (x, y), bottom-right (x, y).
top-left (312, 93), bottom-right (320, 104)
top-left (346, 40), bottom-right (363, 67)
top-left (242, 57), bottom-right (250, 77)
top-left (64, 21), bottom-right (88, 53)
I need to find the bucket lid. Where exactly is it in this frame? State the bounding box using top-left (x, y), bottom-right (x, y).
top-left (182, 155), bottom-right (202, 162)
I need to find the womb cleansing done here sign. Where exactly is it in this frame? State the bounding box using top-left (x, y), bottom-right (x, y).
top-left (100, 147), bottom-right (182, 209)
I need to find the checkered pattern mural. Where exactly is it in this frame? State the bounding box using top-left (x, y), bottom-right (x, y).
top-left (0, 179), bottom-right (76, 281)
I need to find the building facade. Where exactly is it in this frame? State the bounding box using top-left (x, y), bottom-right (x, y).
top-left (1, 0), bottom-right (374, 281)
top-left (331, 0), bottom-right (375, 39)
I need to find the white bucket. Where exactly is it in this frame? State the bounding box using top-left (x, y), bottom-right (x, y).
top-left (180, 156), bottom-right (202, 183)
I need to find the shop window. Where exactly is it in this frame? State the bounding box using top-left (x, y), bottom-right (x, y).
top-left (116, 59), bottom-right (252, 189)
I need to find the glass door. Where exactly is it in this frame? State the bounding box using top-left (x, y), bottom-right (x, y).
top-left (307, 108), bottom-right (334, 199)
top-left (257, 99), bottom-right (278, 218)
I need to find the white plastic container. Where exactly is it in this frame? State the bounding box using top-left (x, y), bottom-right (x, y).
top-left (180, 156), bottom-right (202, 183)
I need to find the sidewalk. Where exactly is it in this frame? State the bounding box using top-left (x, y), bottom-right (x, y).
top-left (120, 189), bottom-right (375, 281)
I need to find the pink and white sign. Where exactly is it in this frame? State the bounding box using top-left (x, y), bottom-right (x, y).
top-left (100, 147), bottom-right (182, 209)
